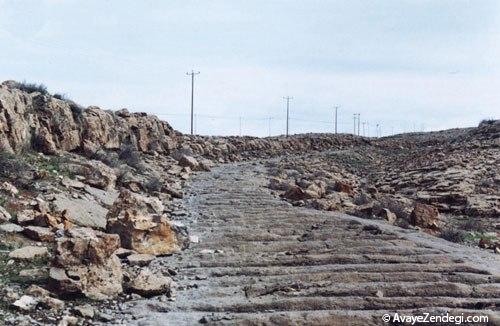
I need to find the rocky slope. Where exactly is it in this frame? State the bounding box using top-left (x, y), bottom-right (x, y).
top-left (266, 120), bottom-right (500, 250)
top-left (0, 81), bottom-right (498, 325)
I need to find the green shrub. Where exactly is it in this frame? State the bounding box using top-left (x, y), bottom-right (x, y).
top-left (440, 228), bottom-right (467, 243)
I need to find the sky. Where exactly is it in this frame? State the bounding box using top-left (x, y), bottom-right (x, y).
top-left (0, 0), bottom-right (499, 137)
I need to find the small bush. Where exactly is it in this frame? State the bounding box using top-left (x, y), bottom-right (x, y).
top-left (14, 81), bottom-right (48, 95)
top-left (0, 151), bottom-right (30, 178)
top-left (53, 93), bottom-right (68, 100)
top-left (440, 228), bottom-right (467, 243)
top-left (462, 217), bottom-right (484, 232)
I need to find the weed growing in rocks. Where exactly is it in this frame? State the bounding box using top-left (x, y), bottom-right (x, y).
top-left (440, 228), bottom-right (467, 243)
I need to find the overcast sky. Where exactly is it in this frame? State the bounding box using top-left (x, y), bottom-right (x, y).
top-left (1, 0), bottom-right (499, 136)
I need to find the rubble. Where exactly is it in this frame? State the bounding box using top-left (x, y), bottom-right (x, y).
top-left (49, 227), bottom-right (123, 300)
top-left (106, 190), bottom-right (188, 255)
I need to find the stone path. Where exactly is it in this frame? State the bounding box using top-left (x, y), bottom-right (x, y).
top-left (125, 162), bottom-right (500, 325)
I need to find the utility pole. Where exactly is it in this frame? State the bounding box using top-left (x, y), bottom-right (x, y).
top-left (334, 106), bottom-right (338, 134)
top-left (367, 122), bottom-right (370, 137)
top-left (239, 117), bottom-right (242, 136)
top-left (376, 124), bottom-right (380, 138)
top-left (362, 122), bottom-right (366, 137)
top-left (186, 70), bottom-right (200, 135)
top-left (283, 96), bottom-right (293, 137)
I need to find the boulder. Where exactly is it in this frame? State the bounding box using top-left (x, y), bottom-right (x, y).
top-left (178, 155), bottom-right (200, 171)
top-left (106, 190), bottom-right (188, 256)
top-left (378, 208), bottom-right (397, 224)
top-left (410, 203), bottom-right (440, 229)
top-left (334, 181), bottom-right (354, 196)
top-left (0, 205), bottom-right (12, 221)
top-left (49, 227), bottom-right (123, 300)
top-left (11, 295), bottom-right (38, 311)
top-left (16, 210), bottom-right (36, 225)
top-left (65, 160), bottom-right (116, 190)
top-left (128, 269), bottom-right (174, 297)
top-left (0, 223), bottom-right (23, 233)
top-left (282, 186), bottom-right (311, 201)
top-left (9, 246), bottom-right (49, 260)
top-left (74, 304), bottom-right (95, 318)
top-left (53, 194), bottom-right (108, 229)
top-left (26, 285), bottom-right (65, 311)
top-left (23, 226), bottom-right (55, 242)
top-left (127, 253), bottom-right (155, 266)
top-left (0, 181), bottom-right (19, 195)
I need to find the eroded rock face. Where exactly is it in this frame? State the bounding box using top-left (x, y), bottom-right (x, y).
top-left (106, 190), bottom-right (188, 256)
top-left (0, 82), bottom-right (178, 155)
top-left (49, 227), bottom-right (123, 300)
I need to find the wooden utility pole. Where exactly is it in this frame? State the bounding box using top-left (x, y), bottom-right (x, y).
top-left (186, 70), bottom-right (200, 135)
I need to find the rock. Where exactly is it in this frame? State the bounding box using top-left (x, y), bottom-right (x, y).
top-left (0, 205), bottom-right (12, 221)
top-left (74, 304), bottom-right (95, 318)
top-left (9, 246), bottom-right (49, 260)
top-left (53, 193), bottom-right (108, 229)
top-left (378, 208), bottom-right (397, 224)
top-left (178, 155), bottom-right (200, 170)
top-left (26, 285), bottom-right (65, 310)
top-left (282, 186), bottom-right (310, 201)
top-left (65, 160), bottom-right (117, 190)
top-left (16, 209), bottom-right (36, 225)
top-left (410, 203), bottom-right (440, 229)
top-left (128, 269), bottom-right (175, 297)
top-left (0, 223), bottom-right (23, 233)
top-left (106, 190), bottom-right (188, 255)
top-left (127, 253), bottom-right (156, 266)
top-left (114, 248), bottom-right (136, 258)
top-left (61, 177), bottom-right (86, 189)
top-left (11, 295), bottom-right (38, 311)
top-left (334, 181), bottom-right (354, 196)
top-left (58, 315), bottom-right (79, 326)
top-left (0, 181), bottom-right (19, 195)
top-left (49, 227), bottom-right (123, 300)
top-left (268, 177), bottom-right (294, 191)
top-left (19, 268), bottom-right (48, 280)
top-left (23, 226), bottom-right (55, 242)
top-left (33, 213), bottom-right (61, 228)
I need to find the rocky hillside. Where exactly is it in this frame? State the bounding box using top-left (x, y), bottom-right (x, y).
top-left (266, 119), bottom-right (499, 249)
top-left (0, 81), bottom-right (498, 325)
top-left (0, 81), bottom-right (374, 325)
